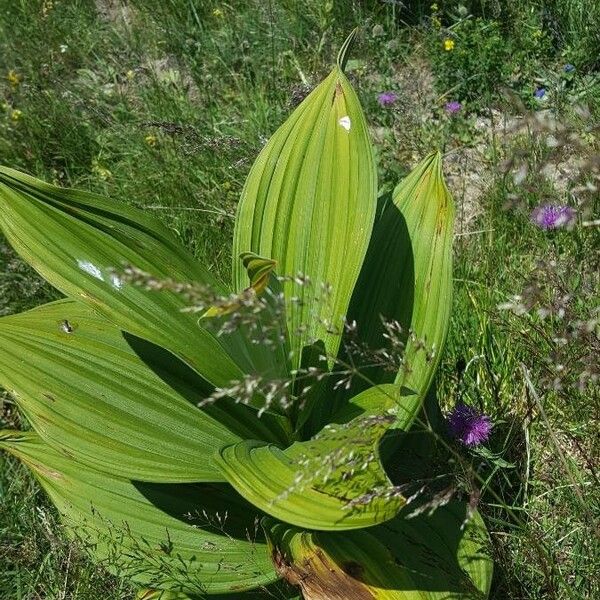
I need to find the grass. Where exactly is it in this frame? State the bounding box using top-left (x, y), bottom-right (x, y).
top-left (1, 1), bottom-right (598, 598)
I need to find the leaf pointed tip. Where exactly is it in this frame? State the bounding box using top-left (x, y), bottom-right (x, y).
top-left (423, 149), bottom-right (443, 170)
top-left (337, 28), bottom-right (359, 72)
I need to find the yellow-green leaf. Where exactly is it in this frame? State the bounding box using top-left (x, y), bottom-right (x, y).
top-left (215, 411), bottom-right (405, 531)
top-left (0, 167), bottom-right (285, 390)
top-left (233, 36), bottom-right (377, 371)
top-left (0, 431), bottom-right (279, 596)
top-left (329, 384), bottom-right (421, 432)
top-left (0, 299), bottom-right (291, 482)
top-left (342, 153), bottom-right (454, 424)
top-left (393, 152), bottom-right (454, 403)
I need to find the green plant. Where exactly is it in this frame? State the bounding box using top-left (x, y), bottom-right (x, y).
top-left (0, 34), bottom-right (493, 599)
top-left (427, 16), bottom-right (512, 105)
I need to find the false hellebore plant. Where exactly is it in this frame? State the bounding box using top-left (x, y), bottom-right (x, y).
top-left (0, 34), bottom-right (492, 599)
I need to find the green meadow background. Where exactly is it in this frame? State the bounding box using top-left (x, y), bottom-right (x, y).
top-left (0, 1), bottom-right (598, 598)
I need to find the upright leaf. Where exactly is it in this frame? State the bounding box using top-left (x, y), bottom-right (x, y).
top-left (233, 34), bottom-right (377, 370)
top-left (393, 152), bottom-right (454, 402)
top-left (341, 153), bottom-right (454, 421)
top-left (0, 431), bottom-right (279, 596)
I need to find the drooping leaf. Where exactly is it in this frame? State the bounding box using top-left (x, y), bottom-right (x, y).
top-left (232, 32), bottom-right (377, 371)
top-left (0, 431), bottom-right (279, 596)
top-left (338, 152), bottom-right (454, 423)
top-left (0, 167), bottom-right (285, 389)
top-left (0, 299), bottom-right (291, 482)
top-left (264, 501), bottom-right (493, 599)
top-left (215, 410), bottom-right (405, 531)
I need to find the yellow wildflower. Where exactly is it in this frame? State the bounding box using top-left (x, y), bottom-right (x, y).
top-left (212, 8), bottom-right (223, 18)
top-left (444, 39), bottom-right (455, 51)
top-left (126, 69), bottom-right (135, 81)
top-left (7, 70), bottom-right (21, 87)
top-left (91, 161), bottom-right (112, 181)
top-left (42, 0), bottom-right (54, 18)
top-left (10, 109), bottom-right (23, 121)
top-left (145, 134), bottom-right (157, 147)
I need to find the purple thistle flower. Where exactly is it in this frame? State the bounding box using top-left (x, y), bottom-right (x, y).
top-left (534, 87), bottom-right (546, 99)
top-left (377, 91), bottom-right (398, 107)
top-left (445, 100), bottom-right (462, 114)
top-left (563, 63), bottom-right (575, 73)
top-left (447, 404), bottom-right (492, 447)
top-left (531, 204), bottom-right (576, 229)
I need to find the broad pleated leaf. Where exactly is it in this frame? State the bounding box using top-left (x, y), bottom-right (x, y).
top-left (392, 153), bottom-right (454, 402)
top-left (215, 410), bottom-right (405, 531)
top-left (0, 431), bottom-right (279, 596)
top-left (0, 299), bottom-right (291, 482)
top-left (0, 167), bottom-right (285, 388)
top-left (264, 501), bottom-right (492, 599)
top-left (232, 33), bottom-right (377, 370)
top-left (343, 152), bottom-right (454, 419)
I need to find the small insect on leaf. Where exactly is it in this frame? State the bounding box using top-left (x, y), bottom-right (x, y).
top-left (58, 319), bottom-right (75, 333)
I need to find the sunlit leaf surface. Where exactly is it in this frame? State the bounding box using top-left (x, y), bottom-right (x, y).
top-left (0, 167), bottom-right (286, 388)
top-left (0, 431), bottom-right (279, 596)
top-left (216, 409), bottom-right (405, 531)
top-left (341, 153), bottom-right (454, 424)
top-left (0, 299), bottom-right (291, 481)
top-left (233, 41), bottom-right (377, 371)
